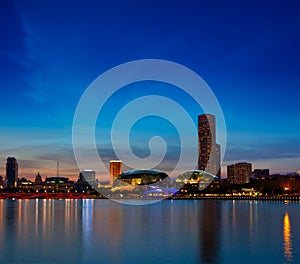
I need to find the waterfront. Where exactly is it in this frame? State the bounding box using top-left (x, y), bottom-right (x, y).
top-left (0, 199), bottom-right (299, 263)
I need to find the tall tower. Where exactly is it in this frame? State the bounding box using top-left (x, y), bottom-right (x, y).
top-left (6, 157), bottom-right (18, 188)
top-left (110, 160), bottom-right (122, 185)
top-left (56, 161), bottom-right (60, 176)
top-left (198, 114), bottom-right (221, 177)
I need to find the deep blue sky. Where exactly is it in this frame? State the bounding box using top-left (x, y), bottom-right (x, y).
top-left (0, 0), bottom-right (299, 179)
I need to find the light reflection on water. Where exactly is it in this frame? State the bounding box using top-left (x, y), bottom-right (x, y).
top-left (283, 212), bottom-right (293, 262)
top-left (0, 199), bottom-right (299, 263)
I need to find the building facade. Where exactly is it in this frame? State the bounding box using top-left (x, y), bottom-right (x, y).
top-left (198, 114), bottom-right (221, 177)
top-left (80, 169), bottom-right (96, 184)
top-left (6, 157), bottom-right (18, 188)
top-left (110, 160), bottom-right (122, 185)
top-left (227, 162), bottom-right (252, 184)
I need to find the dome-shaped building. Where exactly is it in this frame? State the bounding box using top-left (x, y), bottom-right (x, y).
top-left (117, 169), bottom-right (168, 185)
top-left (175, 170), bottom-right (217, 190)
top-left (112, 169), bottom-right (171, 193)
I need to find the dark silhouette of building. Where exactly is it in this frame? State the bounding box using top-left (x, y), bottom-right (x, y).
top-left (76, 172), bottom-right (95, 191)
top-left (253, 169), bottom-right (270, 179)
top-left (80, 170), bottom-right (96, 185)
top-left (0, 175), bottom-right (3, 188)
top-left (45, 176), bottom-right (74, 192)
top-left (198, 114), bottom-right (221, 177)
top-left (35, 172), bottom-right (43, 184)
top-left (45, 176), bottom-right (70, 184)
top-left (6, 157), bottom-right (18, 188)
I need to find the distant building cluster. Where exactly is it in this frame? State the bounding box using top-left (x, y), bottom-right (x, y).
top-left (0, 157), bottom-right (97, 194)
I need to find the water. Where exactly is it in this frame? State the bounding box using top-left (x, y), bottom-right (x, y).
top-left (0, 199), bottom-right (299, 263)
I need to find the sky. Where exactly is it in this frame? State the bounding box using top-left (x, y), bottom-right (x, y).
top-left (0, 0), bottom-right (300, 180)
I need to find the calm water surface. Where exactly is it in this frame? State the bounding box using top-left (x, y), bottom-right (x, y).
top-left (0, 199), bottom-right (299, 263)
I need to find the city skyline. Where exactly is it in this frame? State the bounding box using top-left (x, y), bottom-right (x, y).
top-left (0, 0), bottom-right (300, 180)
top-left (0, 108), bottom-right (298, 180)
top-left (0, 145), bottom-right (299, 183)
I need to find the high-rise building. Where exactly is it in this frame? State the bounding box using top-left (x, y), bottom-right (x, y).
top-left (110, 160), bottom-right (122, 185)
top-left (80, 169), bottom-right (96, 184)
top-left (227, 162), bottom-right (252, 184)
top-left (227, 164), bottom-right (235, 183)
top-left (215, 143), bottom-right (221, 177)
top-left (198, 114), bottom-right (221, 177)
top-left (6, 157), bottom-right (18, 188)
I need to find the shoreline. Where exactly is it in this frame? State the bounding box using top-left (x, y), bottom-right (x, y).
top-left (1, 193), bottom-right (300, 201)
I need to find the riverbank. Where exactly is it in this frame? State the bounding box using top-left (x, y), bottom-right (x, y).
top-left (172, 195), bottom-right (300, 201)
top-left (1, 192), bottom-right (300, 201)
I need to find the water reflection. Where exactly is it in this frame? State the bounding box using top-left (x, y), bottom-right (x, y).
top-left (232, 200), bottom-right (236, 237)
top-left (2, 200), bottom-right (18, 263)
top-left (0, 199), bottom-right (299, 263)
top-left (283, 212), bottom-right (293, 262)
top-left (82, 199), bottom-right (94, 260)
top-left (198, 201), bottom-right (221, 263)
top-left (0, 199), bottom-right (85, 263)
top-left (249, 201), bottom-right (253, 245)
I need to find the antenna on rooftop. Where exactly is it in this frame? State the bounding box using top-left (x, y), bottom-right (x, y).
top-left (57, 161), bottom-right (60, 176)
